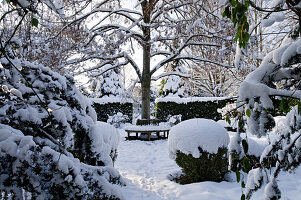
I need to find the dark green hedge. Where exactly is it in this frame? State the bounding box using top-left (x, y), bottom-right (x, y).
top-left (93, 102), bottom-right (133, 123)
top-left (156, 98), bottom-right (235, 121)
top-left (175, 147), bottom-right (228, 184)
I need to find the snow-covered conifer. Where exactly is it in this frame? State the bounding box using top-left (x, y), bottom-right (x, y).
top-left (159, 64), bottom-right (190, 98)
top-left (0, 57), bottom-right (124, 199)
top-left (91, 68), bottom-right (126, 99)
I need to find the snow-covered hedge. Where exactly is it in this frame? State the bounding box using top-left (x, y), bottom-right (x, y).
top-left (0, 58), bottom-right (123, 199)
top-left (156, 97), bottom-right (235, 121)
top-left (91, 98), bottom-right (133, 126)
top-left (168, 118), bottom-right (230, 183)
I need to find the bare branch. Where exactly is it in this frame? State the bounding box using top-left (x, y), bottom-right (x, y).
top-left (151, 71), bottom-right (189, 81)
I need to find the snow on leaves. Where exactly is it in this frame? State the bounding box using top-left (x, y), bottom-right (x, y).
top-left (0, 57), bottom-right (123, 199)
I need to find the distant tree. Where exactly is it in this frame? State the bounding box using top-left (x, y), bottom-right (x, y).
top-left (180, 0), bottom-right (246, 97)
top-left (90, 68), bottom-right (126, 98)
top-left (190, 65), bottom-right (243, 97)
top-left (158, 62), bottom-right (190, 98)
top-left (0, 0), bottom-right (87, 75)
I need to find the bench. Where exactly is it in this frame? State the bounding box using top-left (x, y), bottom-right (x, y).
top-left (125, 119), bottom-right (170, 141)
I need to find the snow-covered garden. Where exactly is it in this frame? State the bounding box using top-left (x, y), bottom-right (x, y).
top-left (1, 0), bottom-right (301, 199)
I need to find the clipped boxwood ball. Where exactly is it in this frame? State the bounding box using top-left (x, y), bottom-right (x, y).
top-left (168, 118), bottom-right (230, 183)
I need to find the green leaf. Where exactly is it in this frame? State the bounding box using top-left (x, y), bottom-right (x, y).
top-left (6, 0), bottom-right (10, 3)
top-left (236, 170), bottom-right (240, 183)
top-left (245, 1), bottom-right (250, 7)
top-left (242, 139), bottom-right (248, 154)
top-left (280, 99), bottom-right (290, 113)
top-left (222, 11), bottom-right (227, 18)
top-left (31, 18), bottom-right (39, 27)
top-left (241, 194), bottom-right (246, 200)
top-left (226, 116), bottom-right (231, 125)
top-left (239, 119), bottom-right (244, 131)
top-left (243, 157), bottom-right (250, 172)
top-left (245, 32), bottom-right (250, 43)
top-left (246, 109), bottom-right (251, 118)
top-left (241, 181), bottom-right (246, 188)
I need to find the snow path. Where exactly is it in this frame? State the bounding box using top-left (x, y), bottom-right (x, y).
top-left (115, 129), bottom-right (301, 200)
top-left (115, 130), bottom-right (241, 200)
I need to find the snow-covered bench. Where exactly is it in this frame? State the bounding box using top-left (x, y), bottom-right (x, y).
top-left (125, 119), bottom-right (170, 140)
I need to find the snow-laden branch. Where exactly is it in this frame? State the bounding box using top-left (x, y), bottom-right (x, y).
top-left (66, 52), bottom-right (125, 65)
top-left (85, 23), bottom-right (144, 45)
top-left (91, 8), bottom-right (142, 30)
top-left (186, 41), bottom-right (221, 47)
top-left (151, 0), bottom-right (195, 23)
top-left (74, 61), bottom-right (112, 75)
top-left (150, 54), bottom-right (231, 76)
top-left (150, 50), bottom-right (172, 57)
top-left (151, 71), bottom-right (190, 81)
top-left (72, 51), bottom-right (142, 80)
top-left (49, 7), bottom-right (142, 40)
top-left (239, 39), bottom-right (301, 108)
top-left (149, 32), bottom-right (227, 75)
top-left (175, 55), bottom-right (231, 68)
top-left (123, 52), bottom-right (142, 80)
top-left (90, 61), bottom-right (129, 77)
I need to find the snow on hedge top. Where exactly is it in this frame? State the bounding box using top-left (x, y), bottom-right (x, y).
top-left (125, 124), bottom-right (170, 131)
top-left (168, 118), bottom-right (229, 159)
top-left (90, 97), bottom-right (133, 105)
top-left (156, 96), bottom-right (233, 104)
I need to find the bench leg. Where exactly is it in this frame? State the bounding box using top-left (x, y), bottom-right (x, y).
top-left (127, 132), bottom-right (130, 140)
top-left (136, 132), bottom-right (138, 139)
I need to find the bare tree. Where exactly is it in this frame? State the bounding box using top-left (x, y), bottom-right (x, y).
top-left (63, 0), bottom-right (233, 119)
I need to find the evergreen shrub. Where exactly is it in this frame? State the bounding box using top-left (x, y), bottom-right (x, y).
top-left (175, 147), bottom-right (228, 184)
top-left (93, 102), bottom-right (133, 123)
top-left (0, 59), bottom-right (123, 199)
top-left (156, 98), bottom-right (235, 121)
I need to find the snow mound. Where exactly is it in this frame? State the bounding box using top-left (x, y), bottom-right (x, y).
top-left (94, 121), bottom-right (120, 155)
top-left (168, 118), bottom-right (230, 159)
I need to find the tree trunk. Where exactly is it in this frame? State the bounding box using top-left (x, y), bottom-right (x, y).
top-left (140, 0), bottom-right (154, 120)
top-left (141, 31), bottom-right (151, 119)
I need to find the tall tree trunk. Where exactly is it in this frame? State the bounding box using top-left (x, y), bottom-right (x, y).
top-left (140, 0), bottom-right (154, 120)
top-left (141, 43), bottom-right (151, 119)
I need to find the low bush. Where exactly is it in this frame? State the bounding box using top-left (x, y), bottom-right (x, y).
top-left (168, 118), bottom-right (230, 184)
top-left (175, 147), bottom-right (228, 184)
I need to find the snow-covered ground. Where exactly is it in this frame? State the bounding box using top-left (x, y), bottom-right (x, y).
top-left (115, 129), bottom-right (301, 200)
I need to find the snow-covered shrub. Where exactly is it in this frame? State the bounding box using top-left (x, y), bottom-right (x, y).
top-left (0, 124), bottom-right (123, 199)
top-left (166, 114), bottom-right (182, 126)
top-left (0, 58), bottom-right (123, 199)
top-left (90, 68), bottom-right (126, 98)
top-left (228, 133), bottom-right (269, 172)
top-left (158, 65), bottom-right (190, 98)
top-left (156, 97), bottom-right (234, 121)
top-left (95, 122), bottom-right (120, 163)
top-left (234, 38), bottom-right (301, 199)
top-left (168, 118), bottom-right (230, 183)
top-left (107, 112), bottom-right (130, 128)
